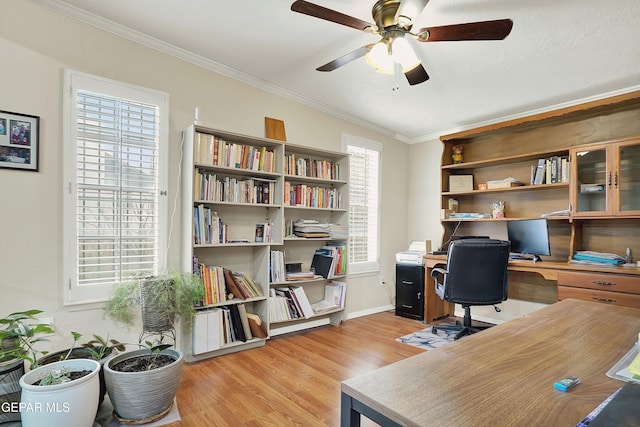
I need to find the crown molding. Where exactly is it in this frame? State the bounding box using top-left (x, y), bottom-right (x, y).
top-left (32, 0), bottom-right (406, 142)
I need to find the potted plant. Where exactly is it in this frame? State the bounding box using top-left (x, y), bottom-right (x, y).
top-left (37, 332), bottom-right (125, 408)
top-left (19, 358), bottom-right (101, 427)
top-left (104, 341), bottom-right (184, 423)
top-left (105, 271), bottom-right (204, 337)
top-left (0, 310), bottom-right (54, 424)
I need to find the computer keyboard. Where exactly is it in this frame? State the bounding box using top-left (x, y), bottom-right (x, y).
top-left (429, 250), bottom-right (448, 255)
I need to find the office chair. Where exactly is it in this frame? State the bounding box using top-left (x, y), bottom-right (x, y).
top-left (431, 238), bottom-right (510, 340)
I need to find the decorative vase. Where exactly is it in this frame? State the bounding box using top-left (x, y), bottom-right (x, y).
top-left (104, 348), bottom-right (183, 423)
top-left (19, 358), bottom-right (100, 427)
top-left (0, 357), bottom-right (24, 423)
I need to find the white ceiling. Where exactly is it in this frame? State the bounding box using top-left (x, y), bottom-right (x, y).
top-left (35, 0), bottom-right (640, 143)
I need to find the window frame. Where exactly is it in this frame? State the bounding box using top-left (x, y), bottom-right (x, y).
top-left (62, 69), bottom-right (169, 305)
top-left (341, 134), bottom-right (382, 274)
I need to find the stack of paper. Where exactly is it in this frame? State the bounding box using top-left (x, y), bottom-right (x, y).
top-left (293, 219), bottom-right (330, 238)
top-left (571, 251), bottom-right (625, 265)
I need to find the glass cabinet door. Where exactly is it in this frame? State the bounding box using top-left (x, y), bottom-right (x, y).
top-left (573, 146), bottom-right (609, 215)
top-left (617, 142), bottom-right (640, 214)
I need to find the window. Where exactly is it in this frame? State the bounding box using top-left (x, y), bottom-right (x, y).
top-left (63, 70), bottom-right (169, 304)
top-left (342, 134), bottom-right (381, 273)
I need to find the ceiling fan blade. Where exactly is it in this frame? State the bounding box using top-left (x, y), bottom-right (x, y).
top-left (317, 44), bottom-right (374, 72)
top-left (404, 63), bottom-right (430, 85)
top-left (417, 19), bottom-right (513, 42)
top-left (395, 0), bottom-right (430, 28)
top-left (291, 0), bottom-right (375, 32)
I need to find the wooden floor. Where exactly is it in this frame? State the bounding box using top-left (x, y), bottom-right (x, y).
top-left (169, 311), bottom-right (428, 427)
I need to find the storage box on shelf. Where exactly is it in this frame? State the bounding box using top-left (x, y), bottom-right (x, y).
top-left (269, 144), bottom-right (350, 336)
top-left (181, 124), bottom-right (284, 361)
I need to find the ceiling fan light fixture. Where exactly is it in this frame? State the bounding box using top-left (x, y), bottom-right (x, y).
top-left (365, 40), bottom-right (394, 74)
top-left (391, 36), bottom-right (421, 72)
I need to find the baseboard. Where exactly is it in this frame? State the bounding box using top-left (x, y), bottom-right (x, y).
top-left (348, 304), bottom-right (395, 320)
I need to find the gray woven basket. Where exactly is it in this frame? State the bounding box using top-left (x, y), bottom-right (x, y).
top-left (139, 278), bottom-right (175, 333)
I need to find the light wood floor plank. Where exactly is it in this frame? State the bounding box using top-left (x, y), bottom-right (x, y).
top-left (169, 311), bottom-right (427, 426)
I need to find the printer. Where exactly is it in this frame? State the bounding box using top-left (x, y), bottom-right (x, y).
top-left (395, 241), bottom-right (429, 265)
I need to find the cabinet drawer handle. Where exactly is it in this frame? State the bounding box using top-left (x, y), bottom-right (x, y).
top-left (614, 171), bottom-right (618, 188)
top-left (592, 297), bottom-right (616, 303)
top-left (402, 280), bottom-right (414, 285)
top-left (608, 172), bottom-right (612, 188)
top-left (592, 280), bottom-right (615, 286)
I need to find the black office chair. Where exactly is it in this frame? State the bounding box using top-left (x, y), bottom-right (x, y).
top-left (431, 238), bottom-right (510, 340)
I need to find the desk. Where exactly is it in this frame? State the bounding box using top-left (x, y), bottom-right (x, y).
top-left (423, 255), bottom-right (640, 322)
top-left (341, 299), bottom-right (639, 427)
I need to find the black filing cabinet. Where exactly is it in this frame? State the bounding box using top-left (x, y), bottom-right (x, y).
top-left (395, 263), bottom-right (425, 320)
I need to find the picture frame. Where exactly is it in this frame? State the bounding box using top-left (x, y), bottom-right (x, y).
top-left (0, 110), bottom-right (40, 171)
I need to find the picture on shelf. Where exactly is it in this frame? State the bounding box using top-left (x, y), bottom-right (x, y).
top-left (255, 224), bottom-right (265, 243)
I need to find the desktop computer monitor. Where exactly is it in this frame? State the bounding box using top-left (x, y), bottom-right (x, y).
top-left (506, 218), bottom-right (551, 261)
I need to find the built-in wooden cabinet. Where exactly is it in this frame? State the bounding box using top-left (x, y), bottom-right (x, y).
top-left (438, 91), bottom-right (640, 265)
top-left (571, 137), bottom-right (640, 217)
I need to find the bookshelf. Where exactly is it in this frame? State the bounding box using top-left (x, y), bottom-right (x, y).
top-left (269, 144), bottom-right (349, 336)
top-left (181, 126), bottom-right (350, 358)
top-left (181, 125), bottom-right (284, 361)
top-left (438, 90), bottom-right (640, 264)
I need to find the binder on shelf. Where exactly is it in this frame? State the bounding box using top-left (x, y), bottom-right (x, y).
top-left (311, 253), bottom-right (334, 279)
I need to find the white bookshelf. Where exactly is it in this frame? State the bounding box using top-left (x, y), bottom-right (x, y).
top-left (181, 126), bottom-right (349, 358)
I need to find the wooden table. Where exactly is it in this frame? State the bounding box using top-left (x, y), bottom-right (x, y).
top-left (341, 299), bottom-right (639, 426)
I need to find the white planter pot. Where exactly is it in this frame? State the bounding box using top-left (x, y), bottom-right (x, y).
top-left (19, 359), bottom-right (100, 427)
top-left (104, 348), bottom-right (183, 422)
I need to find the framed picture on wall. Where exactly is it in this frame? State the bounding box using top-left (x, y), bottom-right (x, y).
top-left (0, 110), bottom-right (40, 171)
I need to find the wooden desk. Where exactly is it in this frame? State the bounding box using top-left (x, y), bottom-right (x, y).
top-left (341, 299), bottom-right (639, 427)
top-left (423, 255), bottom-right (640, 322)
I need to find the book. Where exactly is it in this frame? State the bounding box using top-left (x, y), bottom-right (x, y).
top-left (290, 286), bottom-right (314, 318)
top-left (223, 268), bottom-right (248, 299)
top-left (533, 158), bottom-right (546, 185)
top-left (236, 303), bottom-right (253, 341)
top-left (245, 312), bottom-right (267, 339)
top-left (255, 223), bottom-right (265, 243)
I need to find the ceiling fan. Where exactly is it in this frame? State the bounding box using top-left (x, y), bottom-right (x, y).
top-left (291, 0), bottom-right (513, 86)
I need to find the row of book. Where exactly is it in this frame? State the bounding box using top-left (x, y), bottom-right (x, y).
top-left (192, 303), bottom-right (267, 354)
top-left (269, 281), bottom-right (346, 322)
top-left (284, 154), bottom-right (341, 181)
top-left (193, 206), bottom-right (227, 244)
top-left (195, 261), bottom-right (264, 305)
top-left (193, 170), bottom-right (275, 204)
top-left (194, 132), bottom-right (277, 172)
top-left (531, 156), bottom-right (569, 185)
top-left (284, 182), bottom-right (343, 209)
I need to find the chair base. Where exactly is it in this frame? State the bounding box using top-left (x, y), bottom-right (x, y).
top-left (432, 322), bottom-right (491, 340)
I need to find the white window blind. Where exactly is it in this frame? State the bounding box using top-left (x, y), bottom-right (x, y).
top-left (63, 70), bottom-right (168, 304)
top-left (342, 135), bottom-right (381, 273)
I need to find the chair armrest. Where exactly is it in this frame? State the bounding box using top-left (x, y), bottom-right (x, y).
top-left (431, 267), bottom-right (447, 279)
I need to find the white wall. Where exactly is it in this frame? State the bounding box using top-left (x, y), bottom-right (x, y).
top-left (0, 0), bottom-right (409, 349)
